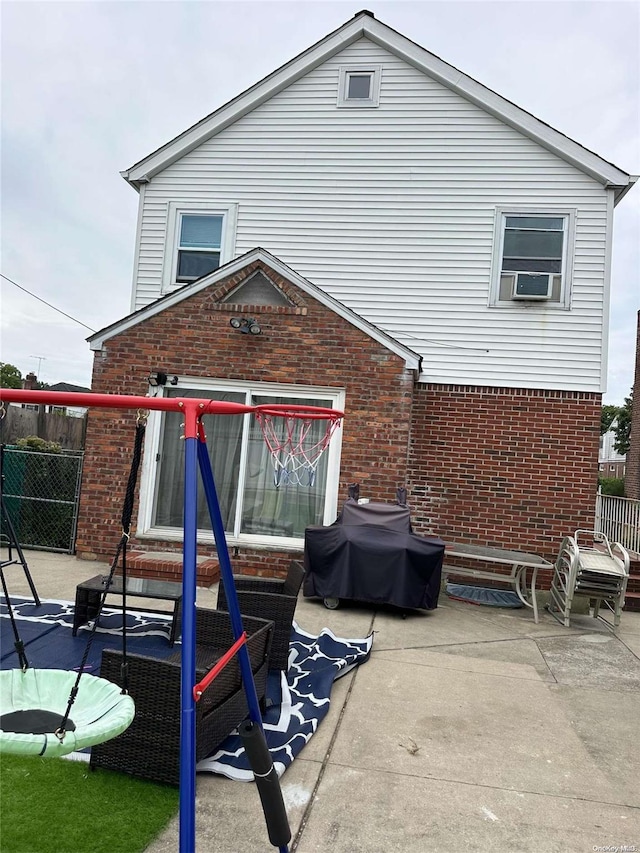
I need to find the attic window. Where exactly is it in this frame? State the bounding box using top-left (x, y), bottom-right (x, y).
top-left (337, 65), bottom-right (381, 108)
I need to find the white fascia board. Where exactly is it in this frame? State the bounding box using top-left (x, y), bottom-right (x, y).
top-left (88, 247), bottom-right (422, 371)
top-left (363, 19), bottom-right (632, 190)
top-left (122, 19), bottom-right (367, 186)
top-left (122, 13), bottom-right (633, 193)
top-left (87, 252), bottom-right (268, 349)
top-left (613, 175), bottom-right (638, 205)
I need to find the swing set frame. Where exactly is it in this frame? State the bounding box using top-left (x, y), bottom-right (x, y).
top-left (0, 388), bottom-right (343, 853)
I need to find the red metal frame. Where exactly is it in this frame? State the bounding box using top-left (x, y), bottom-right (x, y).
top-left (192, 632), bottom-right (247, 701)
top-left (1, 390), bottom-right (343, 440)
top-left (0, 386), bottom-right (343, 853)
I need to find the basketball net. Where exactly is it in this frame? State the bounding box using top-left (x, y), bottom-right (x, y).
top-left (254, 405), bottom-right (343, 488)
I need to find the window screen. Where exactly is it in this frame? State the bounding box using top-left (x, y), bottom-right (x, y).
top-left (176, 214), bottom-right (223, 283)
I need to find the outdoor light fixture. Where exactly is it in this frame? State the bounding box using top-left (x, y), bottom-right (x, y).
top-left (148, 371), bottom-right (180, 387)
top-left (148, 371), bottom-right (168, 387)
top-left (230, 317), bottom-right (262, 335)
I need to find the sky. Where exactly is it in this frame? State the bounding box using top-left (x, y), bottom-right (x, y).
top-left (1, 0), bottom-right (638, 404)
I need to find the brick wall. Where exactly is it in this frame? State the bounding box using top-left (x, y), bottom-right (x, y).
top-left (75, 259), bottom-right (415, 571)
top-left (407, 384), bottom-right (601, 577)
top-left (76, 258), bottom-right (602, 584)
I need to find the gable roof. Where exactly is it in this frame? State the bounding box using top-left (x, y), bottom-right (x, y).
top-left (122, 10), bottom-right (635, 202)
top-left (48, 382), bottom-right (92, 394)
top-left (87, 247), bottom-right (422, 371)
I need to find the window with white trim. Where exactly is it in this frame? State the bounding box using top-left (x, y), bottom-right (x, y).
top-left (138, 380), bottom-right (344, 546)
top-left (490, 210), bottom-right (574, 308)
top-left (337, 65), bottom-right (381, 108)
top-left (176, 215), bottom-right (222, 283)
top-left (162, 202), bottom-right (237, 291)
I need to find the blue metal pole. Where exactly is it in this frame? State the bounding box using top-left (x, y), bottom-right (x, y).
top-left (196, 438), bottom-right (264, 727)
top-left (179, 435), bottom-right (198, 853)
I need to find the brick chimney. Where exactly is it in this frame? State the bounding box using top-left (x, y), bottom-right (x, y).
top-left (625, 311), bottom-right (640, 499)
top-left (22, 372), bottom-right (38, 390)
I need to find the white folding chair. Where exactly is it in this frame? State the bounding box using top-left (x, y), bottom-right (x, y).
top-left (547, 529), bottom-right (630, 628)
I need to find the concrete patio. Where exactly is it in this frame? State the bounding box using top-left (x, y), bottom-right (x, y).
top-left (2, 549), bottom-right (639, 852)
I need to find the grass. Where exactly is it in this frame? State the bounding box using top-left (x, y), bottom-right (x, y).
top-left (0, 754), bottom-right (179, 853)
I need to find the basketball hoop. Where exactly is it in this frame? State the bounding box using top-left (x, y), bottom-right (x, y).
top-left (254, 404), bottom-right (343, 487)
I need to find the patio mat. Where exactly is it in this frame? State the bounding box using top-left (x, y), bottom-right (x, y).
top-left (201, 622), bottom-right (373, 780)
top-left (0, 596), bottom-right (373, 779)
top-left (445, 583), bottom-right (523, 608)
top-left (0, 595), bottom-right (177, 669)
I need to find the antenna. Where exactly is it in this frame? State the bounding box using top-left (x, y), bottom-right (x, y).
top-left (29, 355), bottom-right (46, 378)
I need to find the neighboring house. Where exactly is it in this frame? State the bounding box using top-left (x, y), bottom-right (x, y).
top-left (18, 372), bottom-right (40, 411)
top-left (75, 10), bottom-right (637, 577)
top-left (599, 425), bottom-right (626, 479)
top-left (17, 375), bottom-right (90, 417)
top-left (46, 383), bottom-right (91, 418)
top-left (4, 376), bottom-right (89, 449)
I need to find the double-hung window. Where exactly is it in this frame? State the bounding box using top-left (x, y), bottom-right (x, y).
top-left (162, 202), bottom-right (237, 291)
top-left (138, 380), bottom-right (344, 545)
top-left (176, 215), bottom-right (223, 283)
top-left (490, 209), bottom-right (574, 307)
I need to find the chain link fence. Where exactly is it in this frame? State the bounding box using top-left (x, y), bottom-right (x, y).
top-left (1, 447), bottom-right (84, 553)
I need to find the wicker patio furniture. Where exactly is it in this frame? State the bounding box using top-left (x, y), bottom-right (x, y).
top-left (90, 608), bottom-right (274, 785)
top-left (216, 560), bottom-right (304, 671)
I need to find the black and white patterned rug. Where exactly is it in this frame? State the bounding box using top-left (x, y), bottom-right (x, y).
top-left (0, 595), bottom-right (372, 778)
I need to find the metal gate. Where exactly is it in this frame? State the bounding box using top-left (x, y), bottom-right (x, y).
top-left (0, 447), bottom-right (84, 553)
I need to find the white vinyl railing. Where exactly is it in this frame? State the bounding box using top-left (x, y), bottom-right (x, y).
top-left (595, 489), bottom-right (640, 556)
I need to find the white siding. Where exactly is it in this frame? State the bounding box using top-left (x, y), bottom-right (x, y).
top-left (133, 38), bottom-right (611, 392)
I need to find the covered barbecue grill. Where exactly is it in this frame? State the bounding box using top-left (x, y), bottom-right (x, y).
top-left (303, 487), bottom-right (444, 611)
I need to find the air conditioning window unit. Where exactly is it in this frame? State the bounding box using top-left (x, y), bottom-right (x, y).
top-left (511, 273), bottom-right (552, 300)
